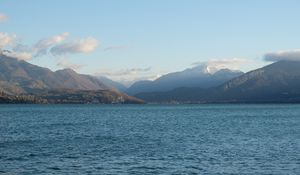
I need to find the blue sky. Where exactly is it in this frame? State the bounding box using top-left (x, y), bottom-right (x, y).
top-left (1, 0), bottom-right (300, 84)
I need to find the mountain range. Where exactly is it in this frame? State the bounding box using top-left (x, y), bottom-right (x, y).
top-left (135, 60), bottom-right (300, 103)
top-left (0, 54), bottom-right (143, 104)
top-left (126, 65), bottom-right (243, 95)
top-left (1, 53), bottom-right (300, 104)
top-left (97, 76), bottom-right (128, 92)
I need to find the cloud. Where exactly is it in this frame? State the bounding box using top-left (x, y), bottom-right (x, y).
top-left (116, 74), bottom-right (161, 87)
top-left (1, 32), bottom-right (69, 59)
top-left (100, 67), bottom-right (152, 76)
top-left (0, 32), bottom-right (99, 60)
top-left (34, 32), bottom-right (69, 57)
top-left (56, 59), bottom-right (85, 70)
top-left (2, 50), bottom-right (32, 61)
top-left (264, 49), bottom-right (300, 62)
top-left (0, 33), bottom-right (32, 60)
top-left (96, 67), bottom-right (154, 86)
top-left (50, 37), bottom-right (98, 55)
top-left (0, 13), bottom-right (8, 22)
top-left (192, 58), bottom-right (248, 73)
top-left (0, 32), bottom-right (16, 48)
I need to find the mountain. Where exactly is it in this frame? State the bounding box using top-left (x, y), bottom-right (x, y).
top-left (126, 65), bottom-right (243, 95)
top-left (0, 54), bottom-right (143, 104)
top-left (0, 54), bottom-right (110, 94)
top-left (136, 61), bottom-right (300, 103)
top-left (97, 76), bottom-right (128, 92)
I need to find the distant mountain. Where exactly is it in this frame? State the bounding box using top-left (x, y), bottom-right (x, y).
top-left (0, 54), bottom-right (110, 94)
top-left (136, 61), bottom-right (300, 103)
top-left (97, 76), bottom-right (128, 92)
top-left (126, 65), bottom-right (243, 95)
top-left (0, 54), bottom-right (143, 104)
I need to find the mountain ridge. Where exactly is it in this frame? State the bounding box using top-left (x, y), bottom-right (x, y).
top-left (126, 65), bottom-right (243, 95)
top-left (135, 61), bottom-right (300, 103)
top-left (0, 54), bottom-right (110, 94)
top-left (0, 54), bottom-right (143, 104)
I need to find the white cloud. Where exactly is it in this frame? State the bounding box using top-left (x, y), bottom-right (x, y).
top-left (34, 32), bottom-right (69, 57)
top-left (96, 67), bottom-right (155, 86)
top-left (99, 67), bottom-right (152, 76)
top-left (2, 50), bottom-right (32, 61)
top-left (0, 13), bottom-right (8, 22)
top-left (0, 33), bottom-right (32, 60)
top-left (0, 32), bottom-right (99, 61)
top-left (0, 32), bottom-right (16, 48)
top-left (192, 58), bottom-right (248, 73)
top-left (1, 44), bottom-right (34, 60)
top-left (264, 49), bottom-right (300, 62)
top-left (1, 33), bottom-right (69, 59)
top-left (117, 74), bottom-right (161, 87)
top-left (50, 37), bottom-right (98, 55)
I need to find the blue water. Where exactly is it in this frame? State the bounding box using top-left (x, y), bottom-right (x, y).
top-left (0, 104), bottom-right (299, 174)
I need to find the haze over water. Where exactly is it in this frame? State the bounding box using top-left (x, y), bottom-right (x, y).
top-left (1, 104), bottom-right (299, 174)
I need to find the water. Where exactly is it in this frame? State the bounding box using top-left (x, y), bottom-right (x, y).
top-left (0, 104), bottom-right (299, 175)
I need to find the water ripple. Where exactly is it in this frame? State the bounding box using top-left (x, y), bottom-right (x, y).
top-left (0, 104), bottom-right (299, 174)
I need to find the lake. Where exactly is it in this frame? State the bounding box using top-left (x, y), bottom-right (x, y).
top-left (0, 104), bottom-right (299, 174)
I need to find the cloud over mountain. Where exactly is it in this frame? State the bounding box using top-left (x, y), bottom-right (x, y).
top-left (107, 67), bottom-right (151, 76)
top-left (34, 32), bottom-right (69, 57)
top-left (264, 49), bottom-right (300, 62)
top-left (0, 32), bottom-right (16, 48)
top-left (2, 50), bottom-right (32, 61)
top-left (0, 32), bottom-right (98, 62)
top-left (96, 67), bottom-right (154, 86)
top-left (50, 37), bottom-right (98, 55)
top-left (0, 33), bottom-right (28, 60)
top-left (192, 58), bottom-right (248, 74)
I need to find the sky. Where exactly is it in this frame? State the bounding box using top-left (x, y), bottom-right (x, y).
top-left (1, 0), bottom-right (300, 85)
